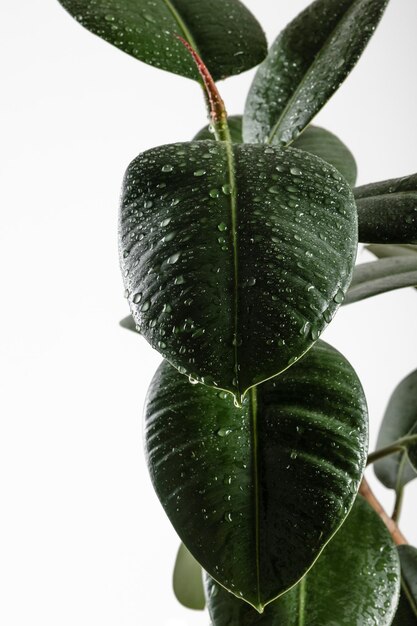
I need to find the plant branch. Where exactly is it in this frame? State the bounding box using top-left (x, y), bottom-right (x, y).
top-left (359, 477), bottom-right (407, 546)
top-left (366, 433), bottom-right (417, 465)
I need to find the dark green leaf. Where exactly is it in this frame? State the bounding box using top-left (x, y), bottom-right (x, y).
top-left (120, 141), bottom-right (357, 402)
top-left (366, 244), bottom-right (417, 260)
top-left (243, 0), bottom-right (389, 146)
top-left (56, 0), bottom-right (267, 81)
top-left (195, 117), bottom-right (357, 186)
top-left (393, 545), bottom-right (417, 625)
top-left (366, 244), bottom-right (417, 291)
top-left (144, 341), bottom-right (368, 610)
top-left (205, 497), bottom-right (400, 625)
top-left (344, 257), bottom-right (417, 305)
top-left (293, 125), bottom-right (357, 187)
top-left (119, 315), bottom-right (138, 333)
top-left (375, 369), bottom-right (417, 489)
top-left (355, 174), bottom-right (417, 243)
top-left (173, 543), bottom-right (205, 610)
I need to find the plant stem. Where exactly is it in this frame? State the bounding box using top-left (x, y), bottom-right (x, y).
top-left (366, 433), bottom-right (417, 465)
top-left (392, 454), bottom-right (407, 523)
top-left (359, 477), bottom-right (407, 546)
top-left (392, 487), bottom-right (404, 523)
top-left (176, 36), bottom-right (231, 143)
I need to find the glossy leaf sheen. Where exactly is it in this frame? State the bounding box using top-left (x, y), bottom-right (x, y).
top-left (57, 0), bottom-right (267, 81)
top-left (120, 141), bottom-right (357, 401)
top-left (355, 174), bottom-right (417, 243)
top-left (205, 497), bottom-right (400, 626)
top-left (375, 369), bottom-right (417, 489)
top-left (173, 543), bottom-right (205, 610)
top-left (393, 545), bottom-right (417, 625)
top-left (344, 257), bottom-right (417, 305)
top-left (243, 0), bottom-right (389, 145)
top-left (194, 117), bottom-right (357, 186)
top-left (144, 341), bottom-right (368, 610)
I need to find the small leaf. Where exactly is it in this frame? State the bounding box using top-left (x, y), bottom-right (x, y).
top-left (243, 0), bottom-right (389, 145)
top-left (173, 543), bottom-right (205, 610)
top-left (393, 545), bottom-right (417, 625)
top-left (205, 497), bottom-right (400, 626)
top-left (367, 244), bottom-right (417, 260)
top-left (375, 369), bottom-right (417, 490)
top-left (144, 341), bottom-right (368, 610)
top-left (195, 117), bottom-right (357, 185)
top-left (193, 115), bottom-right (244, 142)
top-left (120, 141), bottom-right (357, 402)
top-left (344, 257), bottom-right (417, 305)
top-left (119, 315), bottom-right (138, 333)
top-left (56, 0), bottom-right (267, 81)
top-left (355, 174), bottom-right (417, 243)
top-left (292, 125), bottom-right (357, 187)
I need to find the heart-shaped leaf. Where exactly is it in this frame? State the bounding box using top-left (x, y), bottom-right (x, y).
top-left (393, 545), bottom-right (417, 625)
top-left (204, 497), bottom-right (400, 625)
top-left (173, 543), bottom-right (205, 610)
top-left (120, 141), bottom-right (357, 402)
top-left (374, 369), bottom-right (417, 490)
top-left (195, 117), bottom-right (357, 186)
top-left (56, 0), bottom-right (267, 81)
top-left (344, 257), bottom-right (417, 305)
top-left (243, 0), bottom-right (389, 146)
top-left (144, 341), bottom-right (368, 610)
top-left (355, 174), bottom-right (417, 243)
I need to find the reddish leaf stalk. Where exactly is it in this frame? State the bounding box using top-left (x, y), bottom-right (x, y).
top-left (359, 477), bottom-right (407, 546)
top-left (176, 36), bottom-right (230, 142)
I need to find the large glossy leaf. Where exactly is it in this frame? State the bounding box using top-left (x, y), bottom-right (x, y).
top-left (243, 0), bottom-right (389, 146)
top-left (393, 545), bottom-right (417, 625)
top-left (204, 497), bottom-right (400, 625)
top-left (374, 369), bottom-right (417, 490)
top-left (56, 0), bottom-right (267, 81)
top-left (344, 257), bottom-right (417, 305)
top-left (144, 341), bottom-right (368, 610)
top-left (173, 543), bottom-right (205, 610)
top-left (355, 174), bottom-right (417, 243)
top-left (194, 117), bottom-right (357, 185)
top-left (119, 141), bottom-right (357, 402)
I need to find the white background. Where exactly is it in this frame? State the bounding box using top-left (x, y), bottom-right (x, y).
top-left (1, 0), bottom-right (417, 624)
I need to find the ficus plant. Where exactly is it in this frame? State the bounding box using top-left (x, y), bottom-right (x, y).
top-left (57, 0), bottom-right (417, 623)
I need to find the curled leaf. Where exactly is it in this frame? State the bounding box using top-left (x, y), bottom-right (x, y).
top-left (243, 0), bottom-right (389, 145)
top-left (355, 174), bottom-right (417, 243)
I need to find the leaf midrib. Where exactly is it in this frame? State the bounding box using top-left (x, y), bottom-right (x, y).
top-left (250, 387), bottom-right (261, 610)
top-left (162, 0), bottom-right (200, 55)
top-left (267, 0), bottom-right (372, 145)
top-left (224, 141), bottom-right (240, 398)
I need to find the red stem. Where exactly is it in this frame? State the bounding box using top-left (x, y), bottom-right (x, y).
top-left (176, 35), bottom-right (227, 128)
top-left (359, 477), bottom-right (407, 546)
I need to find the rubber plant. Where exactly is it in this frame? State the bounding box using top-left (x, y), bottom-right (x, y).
top-left (57, 0), bottom-right (417, 623)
